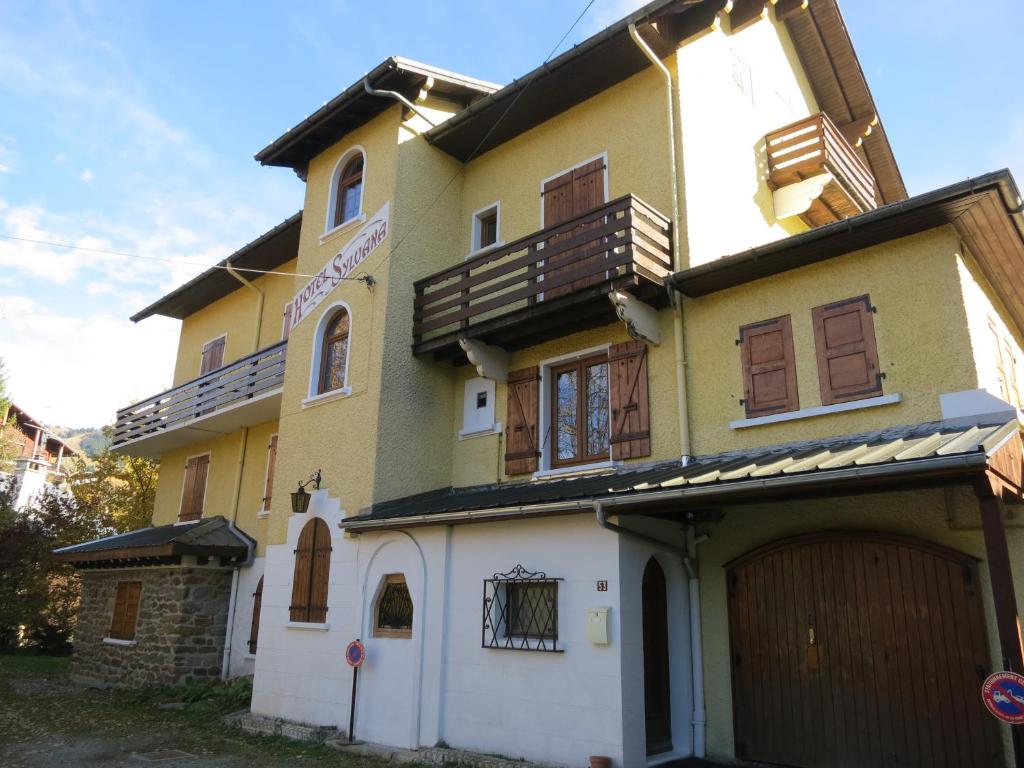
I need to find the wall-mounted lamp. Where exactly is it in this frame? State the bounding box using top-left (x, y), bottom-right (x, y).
top-left (290, 469), bottom-right (322, 514)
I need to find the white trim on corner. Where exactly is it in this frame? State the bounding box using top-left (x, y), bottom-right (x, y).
top-left (324, 145), bottom-right (367, 236)
top-left (102, 637), bottom-right (137, 647)
top-left (532, 460), bottom-right (619, 481)
top-left (320, 212), bottom-right (367, 245)
top-left (538, 150), bottom-right (610, 228)
top-left (285, 621), bottom-right (330, 631)
top-left (458, 421), bottom-right (502, 441)
top-left (469, 201), bottom-right (502, 256)
top-left (308, 300), bottom-right (354, 400)
top-left (730, 393), bottom-right (903, 430)
top-left (301, 386), bottom-right (353, 409)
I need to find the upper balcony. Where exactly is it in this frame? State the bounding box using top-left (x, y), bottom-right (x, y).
top-left (112, 341), bottom-right (287, 458)
top-left (413, 194), bottom-right (672, 361)
top-left (766, 112), bottom-right (878, 228)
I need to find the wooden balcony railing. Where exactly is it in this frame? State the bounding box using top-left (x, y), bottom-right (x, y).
top-left (112, 341), bottom-right (287, 450)
top-left (413, 194), bottom-right (672, 358)
top-left (766, 112), bottom-right (878, 226)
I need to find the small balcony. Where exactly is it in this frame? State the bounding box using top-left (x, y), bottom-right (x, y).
top-left (112, 341), bottom-right (287, 458)
top-left (766, 112), bottom-right (878, 228)
top-left (413, 194), bottom-right (672, 360)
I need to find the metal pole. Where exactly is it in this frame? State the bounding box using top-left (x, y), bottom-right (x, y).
top-left (348, 659), bottom-right (359, 743)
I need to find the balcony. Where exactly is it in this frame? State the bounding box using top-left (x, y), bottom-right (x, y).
top-left (766, 112), bottom-right (878, 228)
top-left (413, 194), bottom-right (672, 360)
top-left (112, 341), bottom-right (287, 458)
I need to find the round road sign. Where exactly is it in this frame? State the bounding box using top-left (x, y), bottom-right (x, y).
top-left (345, 639), bottom-right (366, 668)
top-left (982, 671), bottom-right (1024, 724)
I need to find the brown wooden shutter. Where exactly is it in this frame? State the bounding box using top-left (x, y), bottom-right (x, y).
top-left (262, 435), bottom-right (278, 511)
top-left (248, 576), bottom-right (263, 654)
top-left (541, 158), bottom-right (607, 299)
top-left (282, 304), bottom-right (293, 341)
top-left (200, 336), bottom-right (226, 375)
top-left (609, 341), bottom-right (651, 459)
top-left (739, 315), bottom-right (799, 417)
top-left (812, 295), bottom-right (882, 405)
top-left (290, 518), bottom-right (331, 623)
top-left (505, 367), bottom-right (540, 475)
top-left (179, 454), bottom-right (210, 522)
top-left (109, 581), bottom-right (142, 640)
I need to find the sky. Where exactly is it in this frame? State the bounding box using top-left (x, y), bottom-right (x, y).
top-left (1, 0), bottom-right (1021, 428)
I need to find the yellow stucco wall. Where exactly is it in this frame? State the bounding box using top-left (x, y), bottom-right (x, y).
top-left (150, 418), bottom-right (278, 557)
top-left (172, 257), bottom-right (297, 386)
top-left (677, 18), bottom-right (816, 266)
top-left (684, 227), bottom-right (980, 455)
top-left (696, 488), bottom-right (1024, 764)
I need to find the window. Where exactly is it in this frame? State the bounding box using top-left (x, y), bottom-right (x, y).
top-left (317, 308), bottom-right (350, 395)
top-left (109, 581), bottom-right (142, 641)
top-left (248, 576), bottom-right (263, 655)
top-left (992, 321), bottom-right (1022, 408)
top-left (738, 315), bottom-right (799, 417)
top-left (551, 354), bottom-right (610, 467)
top-left (482, 564), bottom-right (561, 652)
top-left (811, 295), bottom-right (882, 405)
top-left (200, 335), bottom-right (226, 375)
top-left (460, 378), bottom-right (497, 438)
top-left (179, 454), bottom-right (210, 522)
top-left (374, 574), bottom-right (413, 638)
top-left (261, 434), bottom-right (278, 512)
top-left (471, 204), bottom-right (500, 253)
top-left (333, 153), bottom-right (364, 228)
top-left (289, 517), bottom-right (331, 623)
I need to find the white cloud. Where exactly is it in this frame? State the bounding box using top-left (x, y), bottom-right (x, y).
top-left (79, 168), bottom-right (94, 183)
top-left (0, 164), bottom-right (10, 174)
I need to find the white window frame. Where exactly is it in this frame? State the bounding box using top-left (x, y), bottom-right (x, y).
top-left (469, 201), bottom-right (503, 257)
top-left (305, 300), bottom-right (354, 403)
top-left (536, 344), bottom-right (614, 476)
top-left (177, 450), bottom-right (211, 523)
top-left (259, 432), bottom-right (279, 516)
top-left (198, 333), bottom-right (227, 377)
top-left (538, 151), bottom-right (609, 228)
top-left (323, 145), bottom-right (367, 238)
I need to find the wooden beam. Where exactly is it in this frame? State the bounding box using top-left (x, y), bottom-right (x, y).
top-left (659, 0), bottom-right (730, 45)
top-left (771, 0), bottom-right (809, 22)
top-left (729, 0), bottom-right (769, 33)
top-left (837, 114), bottom-right (878, 148)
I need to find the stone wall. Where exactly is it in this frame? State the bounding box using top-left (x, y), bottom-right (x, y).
top-left (72, 566), bottom-right (233, 688)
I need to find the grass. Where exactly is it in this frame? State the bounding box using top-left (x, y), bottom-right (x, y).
top-left (0, 654), bottom-right (400, 766)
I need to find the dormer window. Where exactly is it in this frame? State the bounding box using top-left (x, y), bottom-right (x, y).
top-left (333, 153), bottom-right (364, 228)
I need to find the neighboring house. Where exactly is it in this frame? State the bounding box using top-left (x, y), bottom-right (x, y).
top-left (55, 2), bottom-right (1024, 767)
top-left (2, 402), bottom-right (75, 508)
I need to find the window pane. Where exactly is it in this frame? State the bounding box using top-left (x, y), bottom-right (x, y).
top-left (507, 582), bottom-right (556, 639)
top-left (323, 336), bottom-right (349, 391)
top-left (377, 579), bottom-right (413, 632)
top-left (586, 362), bottom-right (609, 457)
top-left (555, 368), bottom-right (578, 461)
top-left (340, 179), bottom-right (362, 223)
top-left (479, 212), bottom-right (497, 248)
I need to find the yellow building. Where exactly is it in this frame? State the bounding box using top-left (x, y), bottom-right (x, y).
top-left (58, 2), bottom-right (1024, 767)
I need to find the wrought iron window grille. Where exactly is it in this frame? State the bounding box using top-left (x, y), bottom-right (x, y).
top-left (375, 575), bottom-right (413, 637)
top-left (482, 564), bottom-right (563, 652)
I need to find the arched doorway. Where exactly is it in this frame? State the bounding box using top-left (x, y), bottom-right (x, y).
top-left (642, 557), bottom-right (672, 756)
top-left (726, 531), bottom-right (1001, 767)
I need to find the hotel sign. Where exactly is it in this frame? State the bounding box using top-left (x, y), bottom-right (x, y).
top-left (287, 202), bottom-right (390, 331)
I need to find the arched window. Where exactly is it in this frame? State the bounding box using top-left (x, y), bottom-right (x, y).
top-left (289, 518), bottom-right (331, 623)
top-left (318, 308), bottom-right (350, 394)
top-left (333, 154), bottom-right (364, 228)
top-left (374, 574), bottom-right (413, 638)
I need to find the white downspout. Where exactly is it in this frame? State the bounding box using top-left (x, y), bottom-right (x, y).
top-left (226, 262), bottom-right (264, 354)
top-left (221, 568), bottom-right (241, 680)
top-left (628, 22), bottom-right (691, 464)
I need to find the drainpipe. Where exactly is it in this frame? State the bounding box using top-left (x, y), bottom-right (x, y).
top-left (594, 501), bottom-right (708, 759)
top-left (226, 262), bottom-right (264, 354)
top-left (628, 23), bottom-right (691, 464)
top-left (363, 79), bottom-right (437, 128)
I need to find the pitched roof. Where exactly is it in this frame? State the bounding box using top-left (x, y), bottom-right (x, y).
top-left (53, 516), bottom-right (254, 566)
top-left (4, 402), bottom-right (76, 456)
top-left (670, 170), bottom-right (1024, 332)
top-left (131, 211), bottom-right (301, 322)
top-left (342, 418), bottom-right (1019, 531)
top-left (255, 57), bottom-right (499, 172)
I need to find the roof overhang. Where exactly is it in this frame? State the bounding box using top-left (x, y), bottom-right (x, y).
top-left (669, 170), bottom-right (1024, 333)
top-left (131, 211), bottom-right (301, 322)
top-left (255, 57), bottom-right (499, 172)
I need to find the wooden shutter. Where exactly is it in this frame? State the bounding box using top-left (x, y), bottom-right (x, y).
top-left (200, 336), bottom-right (226, 375)
top-left (541, 158), bottom-right (607, 299)
top-left (282, 305), bottom-right (293, 341)
top-left (812, 295), bottom-right (882, 405)
top-left (262, 435), bottom-right (278, 511)
top-left (248, 576), bottom-right (263, 654)
top-left (739, 315), bottom-right (799, 417)
top-left (609, 341), bottom-right (651, 459)
top-left (109, 581), bottom-right (142, 640)
top-left (179, 454), bottom-right (210, 522)
top-left (290, 518), bottom-right (331, 623)
top-left (505, 367), bottom-right (540, 475)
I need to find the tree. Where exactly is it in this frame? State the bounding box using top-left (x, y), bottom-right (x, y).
top-left (0, 359), bottom-right (20, 472)
top-left (69, 426), bottom-right (158, 534)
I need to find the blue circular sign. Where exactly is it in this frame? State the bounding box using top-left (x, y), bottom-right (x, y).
top-left (982, 671), bottom-right (1024, 724)
top-left (345, 639), bottom-right (366, 668)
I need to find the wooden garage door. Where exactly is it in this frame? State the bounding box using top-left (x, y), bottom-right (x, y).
top-left (727, 531), bottom-right (1001, 768)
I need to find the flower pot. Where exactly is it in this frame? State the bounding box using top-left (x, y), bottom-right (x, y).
top-left (589, 756), bottom-right (612, 768)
